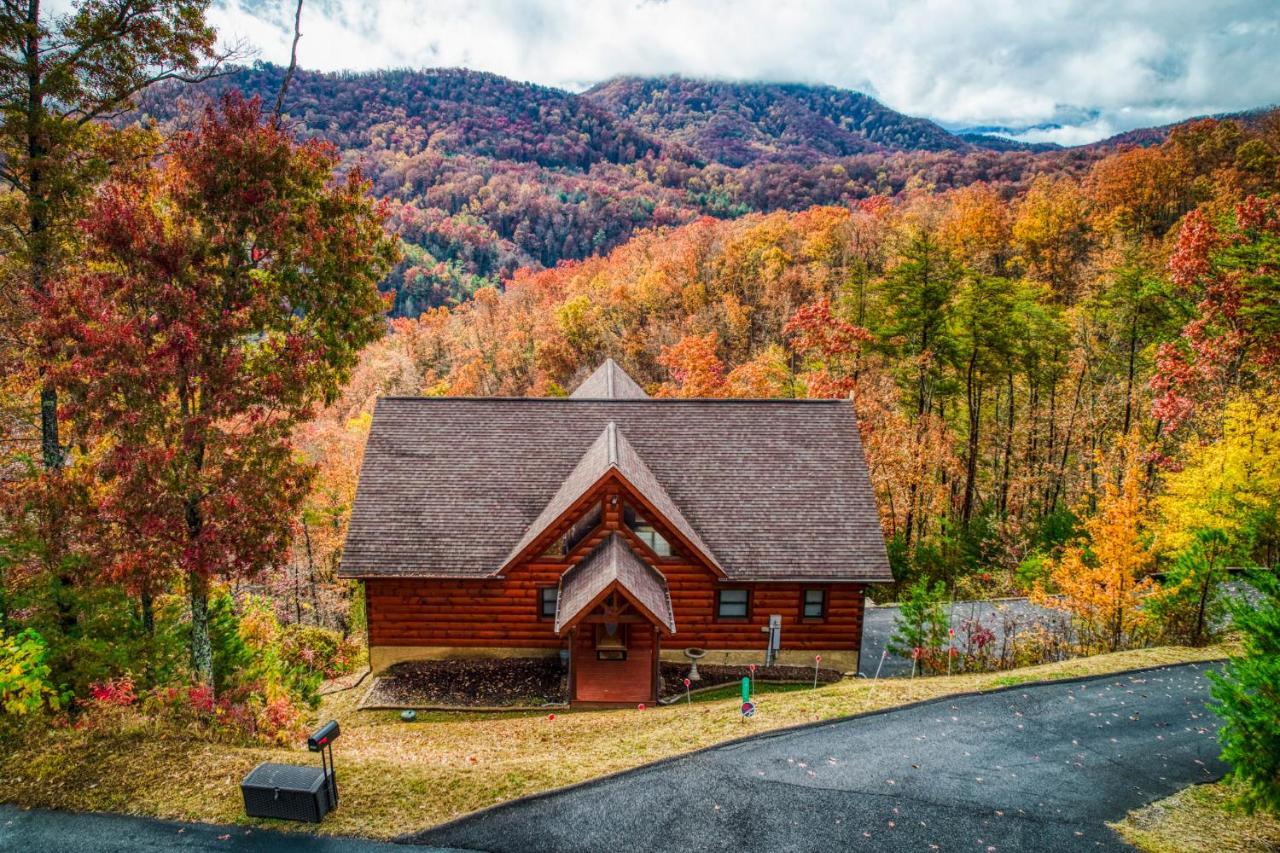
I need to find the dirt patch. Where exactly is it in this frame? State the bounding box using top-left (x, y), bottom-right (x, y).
top-left (364, 657), bottom-right (567, 708)
top-left (659, 661), bottom-right (841, 700)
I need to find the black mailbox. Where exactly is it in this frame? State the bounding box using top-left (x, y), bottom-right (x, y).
top-left (308, 720), bottom-right (340, 751)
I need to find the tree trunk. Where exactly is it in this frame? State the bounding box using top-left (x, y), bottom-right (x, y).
top-left (140, 583), bottom-right (154, 636)
top-left (999, 371), bottom-right (1015, 517)
top-left (189, 570), bottom-right (213, 687)
top-left (1048, 363), bottom-right (1087, 513)
top-left (1121, 311), bottom-right (1138, 437)
top-left (961, 349), bottom-right (981, 527)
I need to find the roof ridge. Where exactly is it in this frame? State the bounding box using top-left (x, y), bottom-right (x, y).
top-left (606, 421), bottom-right (619, 466)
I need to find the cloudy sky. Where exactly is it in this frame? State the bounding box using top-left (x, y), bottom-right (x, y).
top-left (210, 0), bottom-right (1280, 145)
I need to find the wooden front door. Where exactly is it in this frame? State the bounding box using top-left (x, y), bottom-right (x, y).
top-left (569, 596), bottom-right (660, 705)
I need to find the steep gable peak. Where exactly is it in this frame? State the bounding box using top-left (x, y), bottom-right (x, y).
top-left (569, 359), bottom-right (649, 399)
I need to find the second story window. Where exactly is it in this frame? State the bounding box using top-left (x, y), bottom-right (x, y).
top-left (542, 500), bottom-right (603, 558)
top-left (624, 503), bottom-right (672, 556)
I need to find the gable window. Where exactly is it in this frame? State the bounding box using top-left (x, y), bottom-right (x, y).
top-left (542, 500), bottom-right (603, 558)
top-left (538, 586), bottom-right (558, 620)
top-left (802, 589), bottom-right (827, 620)
top-left (716, 588), bottom-right (750, 620)
top-left (623, 503), bottom-right (673, 557)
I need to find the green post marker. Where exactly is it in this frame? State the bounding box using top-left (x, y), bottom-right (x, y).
top-left (741, 677), bottom-right (750, 703)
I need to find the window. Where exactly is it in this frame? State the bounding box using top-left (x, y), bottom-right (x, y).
top-left (716, 589), bottom-right (750, 620)
top-left (538, 586), bottom-right (558, 619)
top-left (541, 501), bottom-right (603, 557)
top-left (802, 589), bottom-right (827, 620)
top-left (623, 503), bottom-right (673, 556)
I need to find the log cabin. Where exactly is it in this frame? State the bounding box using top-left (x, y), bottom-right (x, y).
top-left (339, 359), bottom-right (892, 705)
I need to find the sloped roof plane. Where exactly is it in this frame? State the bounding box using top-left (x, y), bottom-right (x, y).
top-left (341, 360), bottom-right (891, 583)
top-left (569, 358), bottom-right (649, 399)
top-left (554, 533), bottom-right (676, 634)
top-left (500, 421), bottom-right (724, 575)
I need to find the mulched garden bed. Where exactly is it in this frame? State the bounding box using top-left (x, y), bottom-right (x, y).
top-left (658, 661), bottom-right (842, 701)
top-left (362, 657), bottom-right (567, 709)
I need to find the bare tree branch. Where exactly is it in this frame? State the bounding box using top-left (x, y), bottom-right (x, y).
top-left (273, 0), bottom-right (304, 126)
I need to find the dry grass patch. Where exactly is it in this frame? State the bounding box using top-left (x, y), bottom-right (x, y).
top-left (0, 643), bottom-right (1230, 840)
top-left (1113, 781), bottom-right (1280, 852)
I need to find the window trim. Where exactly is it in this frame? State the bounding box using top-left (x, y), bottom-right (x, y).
top-left (715, 588), bottom-right (752, 622)
top-left (801, 588), bottom-right (828, 621)
top-left (537, 586), bottom-right (558, 620)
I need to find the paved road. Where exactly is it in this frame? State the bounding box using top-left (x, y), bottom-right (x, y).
top-left (859, 597), bottom-right (1060, 677)
top-left (0, 806), bottom-right (453, 853)
top-left (411, 662), bottom-right (1226, 852)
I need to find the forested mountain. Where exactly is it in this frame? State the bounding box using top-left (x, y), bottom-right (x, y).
top-left (132, 64), bottom-right (1115, 316)
top-left (584, 75), bottom-right (1020, 164)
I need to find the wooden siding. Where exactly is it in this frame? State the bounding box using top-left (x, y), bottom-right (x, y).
top-left (366, 573), bottom-right (865, 652)
top-left (365, 473), bottom-right (866, 654)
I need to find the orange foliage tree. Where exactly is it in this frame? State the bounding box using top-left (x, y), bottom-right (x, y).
top-left (1037, 447), bottom-right (1156, 652)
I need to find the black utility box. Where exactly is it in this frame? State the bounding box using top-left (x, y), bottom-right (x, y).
top-left (240, 762), bottom-right (337, 823)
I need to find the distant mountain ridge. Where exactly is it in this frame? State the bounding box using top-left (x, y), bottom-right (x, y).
top-left (583, 75), bottom-right (984, 165)
top-left (131, 64), bottom-right (1265, 317)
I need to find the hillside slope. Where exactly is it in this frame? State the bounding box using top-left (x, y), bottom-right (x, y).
top-left (584, 75), bottom-right (972, 165)
top-left (133, 65), bottom-right (1110, 314)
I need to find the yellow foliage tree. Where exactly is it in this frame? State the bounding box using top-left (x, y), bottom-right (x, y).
top-left (1154, 391), bottom-right (1280, 563)
top-left (1038, 446), bottom-right (1156, 652)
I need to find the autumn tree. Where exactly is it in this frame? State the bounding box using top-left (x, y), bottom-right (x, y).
top-left (1153, 196), bottom-right (1280, 433)
top-left (1038, 446), bottom-right (1155, 652)
top-left (656, 332), bottom-right (727, 397)
top-left (1155, 392), bottom-right (1280, 569)
top-left (0, 0), bottom-right (226, 470)
top-left (39, 93), bottom-right (397, 687)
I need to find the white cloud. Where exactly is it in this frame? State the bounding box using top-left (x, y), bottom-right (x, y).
top-left (209, 0), bottom-right (1280, 144)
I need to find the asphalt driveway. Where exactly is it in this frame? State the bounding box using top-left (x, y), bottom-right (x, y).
top-left (411, 661), bottom-right (1226, 852)
top-left (0, 806), bottom-right (444, 853)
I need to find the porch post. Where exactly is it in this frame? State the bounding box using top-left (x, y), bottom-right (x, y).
top-left (651, 625), bottom-right (661, 703)
top-left (568, 627), bottom-right (577, 703)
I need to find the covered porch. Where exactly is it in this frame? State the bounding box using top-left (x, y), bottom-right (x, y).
top-left (555, 533), bottom-right (676, 706)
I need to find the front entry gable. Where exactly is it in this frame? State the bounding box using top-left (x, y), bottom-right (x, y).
top-left (555, 533), bottom-right (675, 634)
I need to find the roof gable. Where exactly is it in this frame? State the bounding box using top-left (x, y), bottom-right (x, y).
top-left (500, 422), bottom-right (724, 575)
top-left (554, 533), bottom-right (675, 634)
top-left (569, 359), bottom-right (649, 399)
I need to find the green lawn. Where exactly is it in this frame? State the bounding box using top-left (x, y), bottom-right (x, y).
top-left (0, 643), bottom-right (1232, 840)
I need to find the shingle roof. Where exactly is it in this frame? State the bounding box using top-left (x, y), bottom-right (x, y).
top-left (569, 358), bottom-right (649, 399)
top-left (554, 533), bottom-right (676, 633)
top-left (501, 422), bottom-right (724, 573)
top-left (340, 392), bottom-right (891, 583)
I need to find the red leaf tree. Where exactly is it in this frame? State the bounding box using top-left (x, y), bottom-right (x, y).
top-left (38, 92), bottom-right (398, 688)
top-left (1153, 196), bottom-right (1280, 432)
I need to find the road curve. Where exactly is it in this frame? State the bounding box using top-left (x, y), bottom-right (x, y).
top-left (410, 662), bottom-right (1226, 853)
